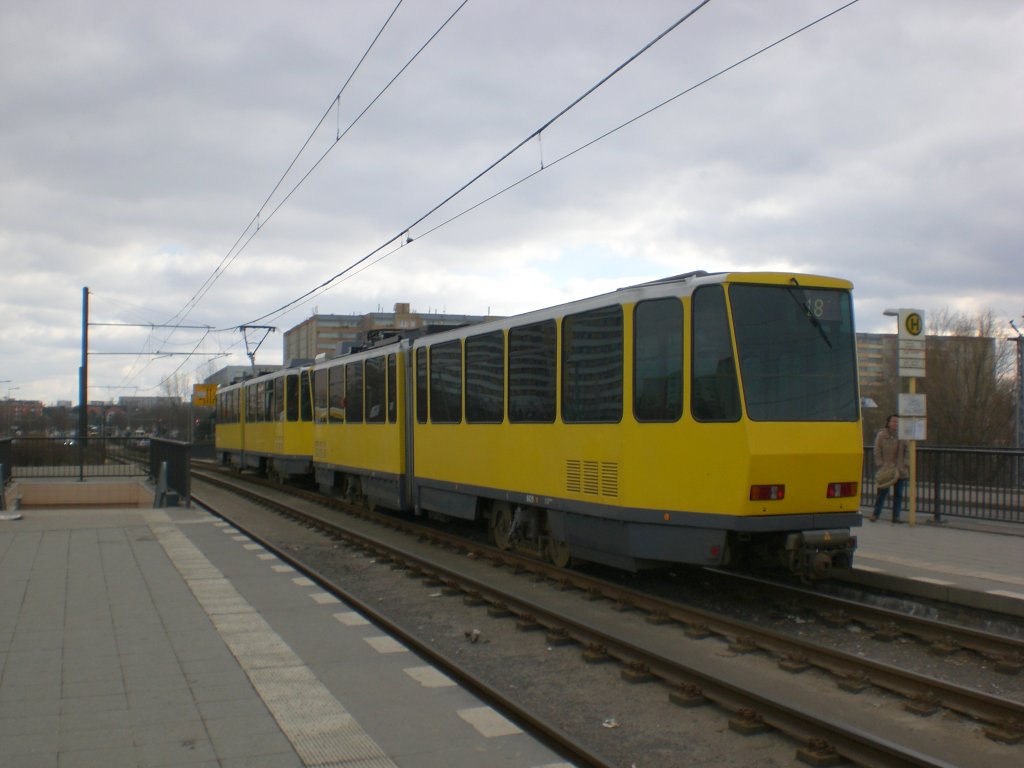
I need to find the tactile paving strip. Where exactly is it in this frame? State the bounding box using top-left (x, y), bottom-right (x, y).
top-left (147, 511), bottom-right (398, 767)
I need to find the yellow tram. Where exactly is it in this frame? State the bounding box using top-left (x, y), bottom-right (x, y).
top-left (215, 367), bottom-right (314, 481)
top-left (217, 271), bottom-right (863, 580)
top-left (408, 271), bottom-right (862, 577)
top-left (310, 339), bottom-right (410, 509)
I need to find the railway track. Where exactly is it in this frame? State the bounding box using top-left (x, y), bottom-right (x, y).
top-left (700, 568), bottom-right (1024, 673)
top-left (192, 468), bottom-right (1024, 767)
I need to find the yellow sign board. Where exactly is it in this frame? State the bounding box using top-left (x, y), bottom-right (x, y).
top-left (896, 308), bottom-right (926, 377)
top-left (192, 383), bottom-right (217, 407)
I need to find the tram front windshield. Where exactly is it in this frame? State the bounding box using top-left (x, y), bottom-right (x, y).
top-left (729, 284), bottom-right (858, 422)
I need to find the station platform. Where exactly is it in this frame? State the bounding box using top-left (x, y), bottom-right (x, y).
top-left (0, 504), bottom-right (573, 768)
top-left (842, 507), bottom-right (1024, 618)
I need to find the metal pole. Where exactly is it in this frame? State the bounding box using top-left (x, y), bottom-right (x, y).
top-left (78, 287), bottom-right (89, 482)
top-left (1012, 322), bottom-right (1023, 451)
top-left (1018, 335), bottom-right (1023, 450)
top-left (908, 376), bottom-right (917, 526)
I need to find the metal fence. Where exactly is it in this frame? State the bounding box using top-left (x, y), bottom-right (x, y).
top-left (5, 437), bottom-right (151, 479)
top-left (3, 436), bottom-right (1020, 523)
top-left (1, 436), bottom-right (192, 507)
top-left (862, 446), bottom-right (1024, 524)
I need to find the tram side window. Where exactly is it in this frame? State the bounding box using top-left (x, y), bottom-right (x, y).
top-left (266, 382), bottom-right (278, 423)
top-left (466, 331), bottom-right (504, 423)
top-left (346, 361), bottom-right (363, 424)
top-left (328, 365), bottom-right (345, 423)
top-left (246, 385), bottom-right (256, 423)
top-left (508, 320), bottom-right (556, 423)
top-left (365, 356), bottom-right (386, 423)
top-left (300, 370), bottom-right (312, 422)
top-left (430, 340), bottom-right (462, 423)
top-left (251, 384), bottom-right (262, 423)
top-left (313, 369), bottom-right (328, 423)
top-left (285, 374), bottom-right (299, 421)
top-left (634, 298), bottom-right (683, 422)
top-left (387, 354), bottom-right (397, 424)
top-left (415, 348), bottom-right (428, 424)
top-left (691, 285), bottom-right (740, 422)
top-left (562, 305), bottom-right (623, 423)
top-left (272, 378), bottom-right (283, 422)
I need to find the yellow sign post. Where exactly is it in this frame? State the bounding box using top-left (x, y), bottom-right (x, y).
top-left (889, 308), bottom-right (926, 526)
top-left (192, 383), bottom-right (217, 408)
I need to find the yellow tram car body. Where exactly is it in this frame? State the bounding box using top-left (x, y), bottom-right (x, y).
top-left (215, 368), bottom-right (314, 479)
top-left (310, 340), bottom-right (409, 509)
top-left (214, 381), bottom-right (244, 458)
top-left (214, 270), bottom-right (862, 580)
top-left (410, 271), bottom-right (862, 576)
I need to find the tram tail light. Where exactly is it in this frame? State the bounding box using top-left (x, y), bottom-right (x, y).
top-left (826, 482), bottom-right (858, 498)
top-left (749, 484), bottom-right (785, 501)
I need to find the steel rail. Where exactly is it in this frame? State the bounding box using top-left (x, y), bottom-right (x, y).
top-left (708, 568), bottom-right (1024, 663)
top-left (193, 473), bottom-right (1018, 765)
top-left (193, 468), bottom-right (1024, 730)
top-left (192, 486), bottom-right (619, 768)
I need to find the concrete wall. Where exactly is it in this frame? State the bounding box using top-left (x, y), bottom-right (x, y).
top-left (7, 480), bottom-right (154, 509)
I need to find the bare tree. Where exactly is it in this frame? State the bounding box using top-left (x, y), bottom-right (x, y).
top-left (860, 308), bottom-right (1016, 447)
top-left (917, 308), bottom-right (1015, 446)
top-left (156, 372), bottom-right (191, 438)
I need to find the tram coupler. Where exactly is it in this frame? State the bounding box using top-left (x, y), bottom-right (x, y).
top-left (784, 529), bottom-right (856, 580)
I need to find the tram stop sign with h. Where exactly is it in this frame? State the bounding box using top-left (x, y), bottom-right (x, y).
top-left (897, 308), bottom-right (926, 378)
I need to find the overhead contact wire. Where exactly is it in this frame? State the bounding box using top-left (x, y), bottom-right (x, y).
top-left (238, 0), bottom-right (716, 327)
top-left (167, 0), bottom-right (412, 328)
top-left (419, 0), bottom-right (865, 239)
top-left (251, 0), bottom-right (862, 325)
top-left (217, 0), bottom-right (472, 295)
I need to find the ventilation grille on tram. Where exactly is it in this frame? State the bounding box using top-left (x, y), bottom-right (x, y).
top-left (566, 459), bottom-right (619, 498)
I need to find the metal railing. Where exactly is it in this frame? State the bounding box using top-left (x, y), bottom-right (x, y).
top-left (3, 436), bottom-right (1020, 522)
top-left (1, 436), bottom-right (192, 508)
top-left (862, 446), bottom-right (1024, 524)
top-left (5, 437), bottom-right (150, 479)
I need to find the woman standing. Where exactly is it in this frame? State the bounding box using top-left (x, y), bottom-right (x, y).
top-left (870, 414), bottom-right (908, 523)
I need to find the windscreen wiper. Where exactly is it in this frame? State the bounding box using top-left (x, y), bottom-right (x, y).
top-left (787, 277), bottom-right (832, 348)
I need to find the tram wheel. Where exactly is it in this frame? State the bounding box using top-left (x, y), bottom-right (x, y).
top-left (547, 537), bottom-right (572, 568)
top-left (491, 501), bottom-right (513, 550)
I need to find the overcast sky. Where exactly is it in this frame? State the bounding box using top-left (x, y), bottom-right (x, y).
top-left (2, 0), bottom-right (1021, 405)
